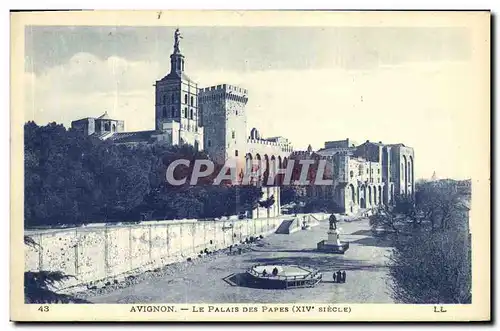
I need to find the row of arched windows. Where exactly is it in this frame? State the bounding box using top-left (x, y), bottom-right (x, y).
top-left (161, 106), bottom-right (196, 119)
top-left (349, 184), bottom-right (384, 207)
top-left (161, 93), bottom-right (196, 107)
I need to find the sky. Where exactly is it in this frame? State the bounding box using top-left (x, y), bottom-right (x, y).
top-left (24, 25), bottom-right (480, 180)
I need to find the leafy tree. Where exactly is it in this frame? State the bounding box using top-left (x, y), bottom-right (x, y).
top-left (24, 122), bottom-right (277, 226)
top-left (280, 186), bottom-right (298, 206)
top-left (302, 196), bottom-right (342, 214)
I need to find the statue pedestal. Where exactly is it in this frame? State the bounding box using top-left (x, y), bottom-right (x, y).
top-left (317, 229), bottom-right (349, 254)
top-left (327, 230), bottom-right (342, 245)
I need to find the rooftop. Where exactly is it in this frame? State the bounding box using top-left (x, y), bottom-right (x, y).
top-left (106, 130), bottom-right (157, 144)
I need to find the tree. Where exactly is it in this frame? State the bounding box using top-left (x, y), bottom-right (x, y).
top-left (369, 205), bottom-right (402, 237)
top-left (370, 180), bottom-right (471, 304)
top-left (24, 121), bottom-right (272, 226)
top-left (415, 180), bottom-right (467, 231)
top-left (280, 186), bottom-right (298, 206)
top-left (388, 229), bottom-right (471, 304)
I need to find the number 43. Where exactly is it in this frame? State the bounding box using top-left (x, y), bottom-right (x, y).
top-left (38, 306), bottom-right (49, 312)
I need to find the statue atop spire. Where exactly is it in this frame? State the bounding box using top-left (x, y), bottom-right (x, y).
top-left (173, 28), bottom-right (183, 54)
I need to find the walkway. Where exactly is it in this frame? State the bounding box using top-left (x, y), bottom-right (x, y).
top-left (87, 217), bottom-right (394, 304)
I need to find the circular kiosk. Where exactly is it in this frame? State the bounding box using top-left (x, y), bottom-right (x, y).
top-left (246, 264), bottom-right (322, 289)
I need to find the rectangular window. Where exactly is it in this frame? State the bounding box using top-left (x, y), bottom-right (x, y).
top-left (232, 130), bottom-right (235, 139)
top-left (235, 150), bottom-right (239, 156)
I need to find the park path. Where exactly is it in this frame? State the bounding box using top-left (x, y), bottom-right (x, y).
top-left (89, 217), bottom-right (394, 304)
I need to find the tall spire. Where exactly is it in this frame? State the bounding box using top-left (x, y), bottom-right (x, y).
top-left (431, 171), bottom-right (438, 181)
top-left (170, 28), bottom-right (185, 74)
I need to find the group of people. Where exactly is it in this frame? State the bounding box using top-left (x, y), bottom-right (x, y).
top-left (261, 267), bottom-right (279, 277)
top-left (333, 270), bottom-right (346, 283)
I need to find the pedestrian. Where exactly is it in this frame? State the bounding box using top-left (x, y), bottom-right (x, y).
top-left (332, 272), bottom-right (337, 283)
top-left (336, 270), bottom-right (342, 283)
top-left (272, 267), bottom-right (279, 276)
top-left (262, 269), bottom-right (267, 276)
top-left (342, 271), bottom-right (346, 283)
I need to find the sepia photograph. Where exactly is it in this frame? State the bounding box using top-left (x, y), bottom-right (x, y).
top-left (10, 10), bottom-right (490, 322)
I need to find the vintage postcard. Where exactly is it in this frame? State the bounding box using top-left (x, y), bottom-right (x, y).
top-left (10, 10), bottom-right (490, 322)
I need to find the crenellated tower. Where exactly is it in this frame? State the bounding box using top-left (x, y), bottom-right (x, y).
top-left (198, 84), bottom-right (248, 165)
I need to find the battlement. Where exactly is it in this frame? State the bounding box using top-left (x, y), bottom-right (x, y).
top-left (199, 83), bottom-right (248, 96)
top-left (247, 138), bottom-right (293, 152)
top-left (290, 150), bottom-right (335, 160)
top-left (199, 84), bottom-right (248, 104)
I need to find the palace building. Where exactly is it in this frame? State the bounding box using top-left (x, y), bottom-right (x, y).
top-left (292, 139), bottom-right (415, 214)
top-left (70, 29), bottom-right (414, 215)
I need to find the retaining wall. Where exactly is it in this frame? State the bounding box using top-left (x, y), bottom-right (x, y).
top-left (24, 213), bottom-right (326, 290)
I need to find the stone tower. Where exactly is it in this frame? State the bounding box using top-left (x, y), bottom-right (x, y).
top-left (198, 84), bottom-right (248, 166)
top-left (154, 29), bottom-right (203, 149)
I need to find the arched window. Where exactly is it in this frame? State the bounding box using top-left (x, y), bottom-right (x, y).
top-left (350, 170), bottom-right (354, 178)
top-left (232, 130), bottom-right (235, 139)
top-left (112, 123), bottom-right (116, 132)
top-left (190, 108), bottom-right (194, 120)
top-left (235, 150), bottom-right (239, 156)
top-left (408, 161), bottom-right (411, 182)
top-left (184, 94), bottom-right (188, 104)
top-left (162, 106), bottom-right (167, 117)
top-left (190, 96), bottom-right (194, 106)
top-left (104, 122), bottom-right (110, 131)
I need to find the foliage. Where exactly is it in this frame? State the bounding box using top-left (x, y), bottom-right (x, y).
top-left (388, 230), bottom-right (471, 304)
top-left (368, 205), bottom-right (403, 236)
top-left (257, 194), bottom-right (275, 209)
top-left (370, 180), bottom-right (472, 304)
top-left (24, 122), bottom-right (265, 227)
top-left (302, 196), bottom-right (343, 214)
top-left (280, 186), bottom-right (298, 206)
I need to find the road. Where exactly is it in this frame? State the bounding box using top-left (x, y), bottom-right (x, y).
top-left (88, 217), bottom-right (395, 304)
